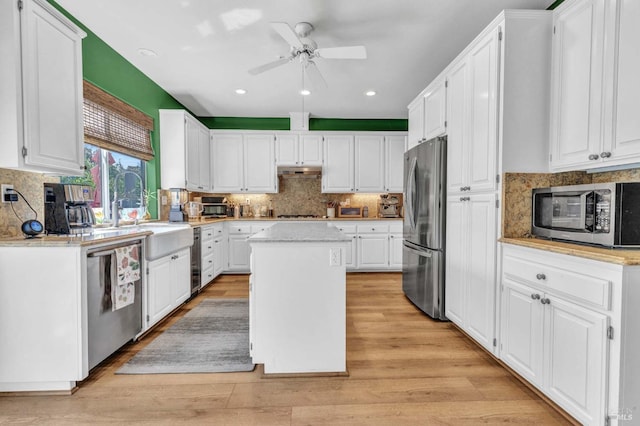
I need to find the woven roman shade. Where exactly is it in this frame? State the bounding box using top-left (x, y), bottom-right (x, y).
top-left (82, 81), bottom-right (154, 161)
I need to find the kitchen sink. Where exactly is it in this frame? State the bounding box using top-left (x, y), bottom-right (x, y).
top-left (93, 223), bottom-right (193, 260)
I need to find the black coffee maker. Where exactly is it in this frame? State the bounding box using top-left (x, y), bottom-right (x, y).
top-left (44, 183), bottom-right (96, 235)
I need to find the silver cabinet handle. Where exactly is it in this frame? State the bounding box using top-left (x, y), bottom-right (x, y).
top-left (540, 298), bottom-right (551, 305)
top-left (460, 186), bottom-right (471, 191)
top-left (600, 151), bottom-right (612, 158)
top-left (358, 236), bottom-right (362, 239)
top-left (530, 293), bottom-right (541, 300)
top-left (460, 197), bottom-right (471, 201)
top-left (588, 154), bottom-right (600, 160)
top-left (536, 273), bottom-right (546, 280)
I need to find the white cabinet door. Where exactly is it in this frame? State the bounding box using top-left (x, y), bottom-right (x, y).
top-left (604, 0), bottom-right (640, 162)
top-left (355, 135), bottom-right (385, 193)
top-left (244, 134), bottom-right (276, 193)
top-left (19, 0), bottom-right (85, 174)
top-left (197, 126), bottom-right (211, 191)
top-left (446, 58), bottom-right (469, 194)
top-left (445, 193), bottom-right (497, 353)
top-left (445, 196), bottom-right (467, 325)
top-left (172, 248), bottom-right (191, 305)
top-left (276, 134), bottom-right (298, 165)
top-left (357, 234), bottom-right (389, 269)
top-left (213, 236), bottom-right (224, 277)
top-left (423, 78), bottom-right (447, 140)
top-left (464, 193), bottom-right (497, 352)
top-left (147, 255), bottom-right (174, 327)
top-left (500, 278), bottom-right (545, 387)
top-left (550, 0), bottom-right (606, 170)
top-left (211, 134), bottom-right (244, 192)
top-left (185, 115), bottom-right (201, 190)
top-left (389, 234), bottom-right (403, 269)
top-left (467, 29), bottom-right (499, 193)
top-left (407, 98), bottom-right (425, 150)
top-left (323, 135), bottom-right (354, 193)
top-left (228, 234), bottom-right (251, 271)
top-left (300, 134), bottom-right (323, 166)
top-left (385, 136), bottom-right (405, 193)
top-left (544, 295), bottom-right (608, 426)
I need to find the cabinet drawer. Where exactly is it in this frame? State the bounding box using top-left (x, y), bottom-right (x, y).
top-left (333, 224), bottom-right (357, 234)
top-left (201, 226), bottom-right (215, 240)
top-left (228, 224), bottom-right (251, 234)
top-left (201, 239), bottom-right (214, 255)
top-left (250, 224), bottom-right (273, 234)
top-left (202, 253), bottom-right (214, 269)
top-left (389, 222), bottom-right (402, 233)
top-left (202, 266), bottom-right (215, 284)
top-left (356, 224), bottom-right (389, 234)
top-left (503, 253), bottom-right (611, 310)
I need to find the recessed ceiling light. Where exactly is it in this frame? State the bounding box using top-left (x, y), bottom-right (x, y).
top-left (365, 90), bottom-right (376, 97)
top-left (137, 48), bottom-right (157, 57)
top-left (235, 89), bottom-right (247, 95)
top-left (300, 89), bottom-right (311, 96)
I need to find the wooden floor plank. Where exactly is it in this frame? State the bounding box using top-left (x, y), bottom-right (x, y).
top-left (0, 272), bottom-right (572, 425)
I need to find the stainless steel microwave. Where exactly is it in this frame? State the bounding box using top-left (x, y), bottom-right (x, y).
top-left (532, 182), bottom-right (640, 247)
top-left (201, 196), bottom-right (229, 217)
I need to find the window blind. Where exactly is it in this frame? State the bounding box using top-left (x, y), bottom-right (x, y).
top-left (82, 81), bottom-right (154, 161)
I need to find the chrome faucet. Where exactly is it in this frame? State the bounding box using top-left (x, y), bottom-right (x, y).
top-left (112, 171), bottom-right (144, 227)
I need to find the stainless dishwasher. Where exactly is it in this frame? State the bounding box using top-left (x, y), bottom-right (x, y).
top-left (86, 239), bottom-right (143, 370)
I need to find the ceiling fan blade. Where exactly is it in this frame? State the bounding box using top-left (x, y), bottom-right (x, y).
top-left (315, 45), bottom-right (367, 59)
top-left (270, 22), bottom-right (304, 49)
top-left (305, 61), bottom-right (327, 90)
top-left (248, 57), bottom-right (290, 75)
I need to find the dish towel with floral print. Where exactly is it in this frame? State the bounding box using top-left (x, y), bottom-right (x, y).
top-left (112, 244), bottom-right (141, 311)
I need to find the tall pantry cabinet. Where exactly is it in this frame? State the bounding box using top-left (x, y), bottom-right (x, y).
top-left (409, 11), bottom-right (552, 354)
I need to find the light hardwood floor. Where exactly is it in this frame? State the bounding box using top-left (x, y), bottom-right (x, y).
top-left (0, 273), bottom-right (573, 425)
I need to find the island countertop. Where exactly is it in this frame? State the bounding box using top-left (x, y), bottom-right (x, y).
top-left (248, 222), bottom-right (351, 243)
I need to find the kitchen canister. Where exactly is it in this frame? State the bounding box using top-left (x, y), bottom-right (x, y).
top-left (327, 207), bottom-right (335, 218)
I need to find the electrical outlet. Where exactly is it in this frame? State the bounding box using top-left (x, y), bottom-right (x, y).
top-left (329, 248), bottom-right (342, 266)
top-left (1, 184), bottom-right (15, 203)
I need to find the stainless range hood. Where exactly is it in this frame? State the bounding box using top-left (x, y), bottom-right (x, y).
top-left (277, 166), bottom-right (322, 178)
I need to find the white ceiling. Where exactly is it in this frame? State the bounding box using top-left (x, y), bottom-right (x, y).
top-left (56, 0), bottom-right (553, 119)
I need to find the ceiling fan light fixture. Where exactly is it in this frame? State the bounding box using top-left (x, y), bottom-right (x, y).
top-left (235, 88), bottom-right (247, 95)
top-left (300, 89), bottom-right (311, 96)
top-left (365, 90), bottom-right (376, 97)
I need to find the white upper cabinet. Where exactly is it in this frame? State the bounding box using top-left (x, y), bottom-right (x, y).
top-left (446, 58), bottom-right (470, 194)
top-left (354, 135), bottom-right (385, 193)
top-left (423, 77), bottom-right (447, 141)
top-left (407, 97), bottom-right (425, 151)
top-left (160, 110), bottom-right (210, 191)
top-left (551, 0), bottom-right (640, 171)
top-left (322, 135), bottom-right (354, 193)
top-left (384, 135), bottom-right (406, 193)
top-left (407, 77), bottom-right (447, 151)
top-left (211, 132), bottom-right (276, 194)
top-left (0, 0), bottom-right (86, 175)
top-left (276, 134), bottom-right (322, 166)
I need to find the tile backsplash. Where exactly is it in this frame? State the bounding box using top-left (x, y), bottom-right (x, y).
top-left (0, 168), bottom-right (59, 237)
top-left (159, 177), bottom-right (402, 221)
top-left (502, 168), bottom-right (640, 238)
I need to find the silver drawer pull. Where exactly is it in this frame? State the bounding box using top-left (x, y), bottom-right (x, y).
top-left (530, 293), bottom-right (541, 300)
top-left (540, 298), bottom-right (551, 305)
top-left (588, 154), bottom-right (599, 160)
top-left (536, 273), bottom-right (546, 280)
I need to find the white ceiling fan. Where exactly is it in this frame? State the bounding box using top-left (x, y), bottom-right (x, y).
top-left (248, 22), bottom-right (367, 89)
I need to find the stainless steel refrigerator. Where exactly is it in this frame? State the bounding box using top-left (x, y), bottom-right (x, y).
top-left (402, 136), bottom-right (447, 320)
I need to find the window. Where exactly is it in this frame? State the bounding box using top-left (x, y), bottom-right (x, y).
top-left (61, 81), bottom-right (154, 224)
top-left (62, 145), bottom-right (146, 224)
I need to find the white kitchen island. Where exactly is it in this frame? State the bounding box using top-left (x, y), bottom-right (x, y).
top-left (248, 222), bottom-right (350, 375)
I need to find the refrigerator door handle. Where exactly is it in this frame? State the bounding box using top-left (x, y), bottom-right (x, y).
top-left (403, 241), bottom-right (433, 257)
top-left (405, 156), bottom-right (418, 231)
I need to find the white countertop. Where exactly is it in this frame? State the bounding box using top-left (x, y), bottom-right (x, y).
top-left (248, 222), bottom-right (351, 243)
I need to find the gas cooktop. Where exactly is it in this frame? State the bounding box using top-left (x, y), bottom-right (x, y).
top-left (277, 214), bottom-right (321, 219)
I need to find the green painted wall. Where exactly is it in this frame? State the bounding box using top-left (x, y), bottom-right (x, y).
top-left (200, 117), bottom-right (408, 131)
top-left (547, 0), bottom-right (566, 10)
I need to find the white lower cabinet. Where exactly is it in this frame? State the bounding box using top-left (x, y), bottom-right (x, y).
top-left (445, 193), bottom-right (498, 353)
top-left (499, 243), bottom-right (640, 426)
top-left (225, 222), bottom-right (274, 272)
top-left (201, 224), bottom-right (224, 287)
top-left (146, 248), bottom-right (191, 329)
top-left (329, 221), bottom-right (402, 271)
top-left (389, 233), bottom-right (403, 269)
top-left (331, 223), bottom-right (357, 270)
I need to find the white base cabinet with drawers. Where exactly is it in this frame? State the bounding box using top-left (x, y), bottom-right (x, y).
top-left (500, 243), bottom-right (640, 426)
top-left (200, 224), bottom-right (225, 286)
top-left (330, 221), bottom-right (402, 271)
top-left (146, 248), bottom-right (191, 330)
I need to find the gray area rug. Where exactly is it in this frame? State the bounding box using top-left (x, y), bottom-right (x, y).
top-left (117, 298), bottom-right (255, 374)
